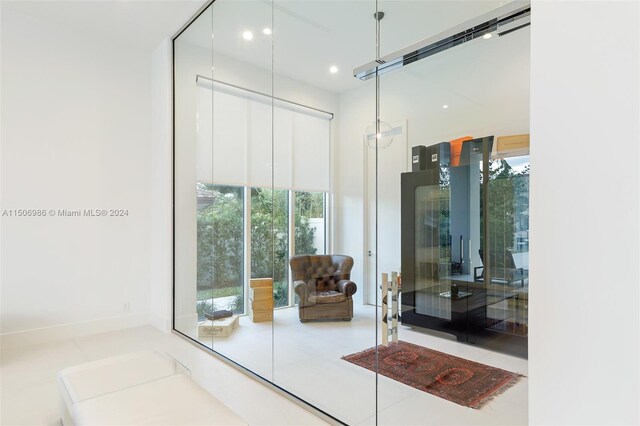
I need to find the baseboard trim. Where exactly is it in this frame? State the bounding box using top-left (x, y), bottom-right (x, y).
top-left (0, 313), bottom-right (150, 348)
top-left (174, 313), bottom-right (198, 333)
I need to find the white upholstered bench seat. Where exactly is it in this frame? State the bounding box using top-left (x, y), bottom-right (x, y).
top-left (57, 351), bottom-right (246, 426)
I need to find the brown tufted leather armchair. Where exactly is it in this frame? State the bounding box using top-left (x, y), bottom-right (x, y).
top-left (289, 255), bottom-right (357, 323)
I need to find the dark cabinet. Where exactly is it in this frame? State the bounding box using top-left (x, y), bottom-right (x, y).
top-left (401, 137), bottom-right (528, 358)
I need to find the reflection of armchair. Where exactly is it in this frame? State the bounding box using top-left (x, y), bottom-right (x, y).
top-left (474, 249), bottom-right (528, 286)
top-left (290, 255), bottom-right (357, 323)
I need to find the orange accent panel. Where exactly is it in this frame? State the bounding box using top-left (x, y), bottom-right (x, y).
top-left (449, 136), bottom-right (473, 167)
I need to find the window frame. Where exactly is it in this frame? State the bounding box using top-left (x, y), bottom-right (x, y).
top-left (199, 186), bottom-right (330, 314)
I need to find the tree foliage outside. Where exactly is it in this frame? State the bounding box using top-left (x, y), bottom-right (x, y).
top-left (249, 188), bottom-right (289, 307)
top-left (197, 184), bottom-right (323, 311)
top-left (483, 158), bottom-right (530, 258)
top-left (197, 184), bottom-right (244, 294)
top-left (294, 191), bottom-right (324, 255)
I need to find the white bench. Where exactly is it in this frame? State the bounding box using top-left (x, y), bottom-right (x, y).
top-left (57, 351), bottom-right (246, 425)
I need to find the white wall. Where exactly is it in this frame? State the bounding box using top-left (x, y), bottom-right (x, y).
top-left (149, 38), bottom-right (173, 332)
top-left (335, 79), bottom-right (376, 303)
top-left (0, 7), bottom-right (153, 344)
top-left (529, 1), bottom-right (640, 424)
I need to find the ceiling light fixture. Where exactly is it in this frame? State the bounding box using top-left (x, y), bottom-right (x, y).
top-left (483, 33), bottom-right (492, 39)
top-left (329, 65), bottom-right (338, 74)
top-left (365, 120), bottom-right (394, 150)
top-left (442, 105), bottom-right (449, 109)
top-left (242, 31), bottom-right (254, 41)
top-left (262, 28), bottom-right (272, 35)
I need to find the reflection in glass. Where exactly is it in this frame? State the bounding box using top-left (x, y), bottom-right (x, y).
top-left (173, 4), bottom-right (214, 341)
top-left (174, 0), bottom-right (275, 378)
top-left (414, 183), bottom-right (451, 319)
top-left (251, 188), bottom-right (289, 308)
top-left (196, 184), bottom-right (245, 319)
top-left (294, 191), bottom-right (326, 256)
top-left (173, 0), bottom-right (530, 424)
top-left (377, 3), bottom-right (530, 422)
top-left (484, 154), bottom-right (530, 336)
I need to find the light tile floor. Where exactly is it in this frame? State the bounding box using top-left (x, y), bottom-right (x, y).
top-left (1, 304), bottom-right (528, 425)
top-left (186, 303), bottom-right (527, 425)
top-left (0, 326), bottom-right (327, 426)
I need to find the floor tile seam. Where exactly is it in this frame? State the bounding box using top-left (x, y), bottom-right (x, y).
top-left (352, 394), bottom-right (416, 426)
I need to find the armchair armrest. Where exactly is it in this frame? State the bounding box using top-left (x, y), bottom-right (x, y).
top-left (294, 280), bottom-right (309, 306)
top-left (337, 280), bottom-right (357, 297)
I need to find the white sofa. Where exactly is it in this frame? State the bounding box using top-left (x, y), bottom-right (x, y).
top-left (57, 351), bottom-right (246, 425)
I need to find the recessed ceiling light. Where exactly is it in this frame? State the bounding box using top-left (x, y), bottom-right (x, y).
top-left (442, 105), bottom-right (449, 109)
top-left (483, 33), bottom-right (492, 39)
top-left (211, 66), bottom-right (215, 70)
top-left (242, 31), bottom-right (254, 41)
top-left (263, 28), bottom-right (272, 35)
top-left (329, 65), bottom-right (338, 74)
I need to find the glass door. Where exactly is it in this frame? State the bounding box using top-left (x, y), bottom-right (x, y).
top-left (374, 0), bottom-right (530, 423)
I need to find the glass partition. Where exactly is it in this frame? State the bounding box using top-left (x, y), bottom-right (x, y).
top-left (174, 5), bottom-right (214, 343)
top-left (483, 152), bottom-right (530, 338)
top-left (174, 1), bottom-right (530, 424)
top-left (174, 0), bottom-right (276, 379)
top-left (375, 1), bottom-right (530, 422)
top-left (269, 1), bottom-right (377, 423)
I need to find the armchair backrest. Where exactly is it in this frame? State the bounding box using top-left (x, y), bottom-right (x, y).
top-left (289, 255), bottom-right (353, 292)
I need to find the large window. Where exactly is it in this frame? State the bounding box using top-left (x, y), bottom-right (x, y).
top-left (294, 191), bottom-right (326, 256)
top-left (251, 188), bottom-right (289, 308)
top-left (196, 184), bottom-right (245, 319)
top-left (196, 185), bottom-right (328, 314)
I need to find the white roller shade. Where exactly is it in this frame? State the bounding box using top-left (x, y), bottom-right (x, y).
top-left (196, 89), bottom-right (248, 187)
top-left (247, 99), bottom-right (272, 188)
top-left (292, 112), bottom-right (330, 192)
top-left (196, 76), bottom-right (331, 192)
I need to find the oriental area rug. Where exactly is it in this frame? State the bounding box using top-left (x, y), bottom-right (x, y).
top-left (342, 341), bottom-right (523, 409)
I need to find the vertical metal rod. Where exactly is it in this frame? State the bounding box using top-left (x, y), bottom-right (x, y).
top-left (214, 3), bottom-right (216, 349)
top-left (270, 0), bottom-right (276, 382)
top-left (382, 272), bottom-right (389, 347)
top-left (288, 190), bottom-right (296, 306)
top-left (244, 187), bottom-right (251, 320)
top-left (374, 0), bottom-right (380, 424)
top-left (391, 271), bottom-right (398, 343)
top-left (482, 138), bottom-right (491, 286)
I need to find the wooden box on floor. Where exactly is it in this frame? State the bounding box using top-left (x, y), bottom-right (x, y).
top-left (249, 278), bottom-right (273, 323)
top-left (198, 315), bottom-right (239, 338)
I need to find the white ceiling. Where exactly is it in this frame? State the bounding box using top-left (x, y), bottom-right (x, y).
top-left (178, 0), bottom-right (514, 94)
top-left (3, 0), bottom-right (525, 95)
top-left (2, 0), bottom-right (204, 51)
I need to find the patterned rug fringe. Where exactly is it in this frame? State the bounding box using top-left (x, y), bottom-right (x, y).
top-left (473, 374), bottom-right (524, 409)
